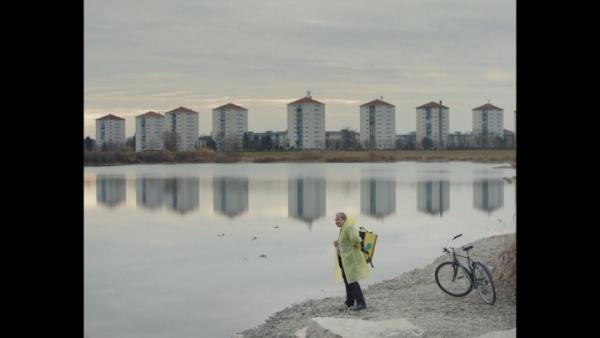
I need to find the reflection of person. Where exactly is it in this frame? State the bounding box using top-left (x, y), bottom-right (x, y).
top-left (333, 212), bottom-right (370, 310)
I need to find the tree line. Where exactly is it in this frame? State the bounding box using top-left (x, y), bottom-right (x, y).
top-left (84, 129), bottom-right (513, 153)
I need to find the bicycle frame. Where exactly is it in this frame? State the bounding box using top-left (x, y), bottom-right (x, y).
top-left (449, 245), bottom-right (495, 286)
top-left (449, 251), bottom-right (476, 286)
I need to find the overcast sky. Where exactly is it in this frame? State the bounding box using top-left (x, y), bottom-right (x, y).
top-left (84, 0), bottom-right (516, 139)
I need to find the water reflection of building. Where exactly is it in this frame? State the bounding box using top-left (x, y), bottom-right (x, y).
top-left (473, 179), bottom-right (504, 214)
top-left (96, 175), bottom-right (126, 208)
top-left (288, 177), bottom-right (326, 227)
top-left (361, 178), bottom-right (396, 220)
top-left (136, 178), bottom-right (165, 210)
top-left (417, 180), bottom-right (449, 216)
top-left (165, 178), bottom-right (199, 214)
top-left (213, 177), bottom-right (249, 218)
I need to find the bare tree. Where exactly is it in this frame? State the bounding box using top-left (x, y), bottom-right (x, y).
top-left (221, 136), bottom-right (241, 156)
top-left (84, 136), bottom-right (96, 151)
top-left (422, 137), bottom-right (434, 150)
top-left (260, 135), bottom-right (273, 151)
top-left (163, 130), bottom-right (179, 152)
top-left (340, 127), bottom-right (360, 150)
top-left (361, 139), bottom-right (371, 150)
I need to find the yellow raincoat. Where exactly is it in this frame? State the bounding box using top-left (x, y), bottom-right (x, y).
top-left (334, 217), bottom-right (371, 284)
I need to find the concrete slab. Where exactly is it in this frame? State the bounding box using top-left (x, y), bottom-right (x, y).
top-left (293, 317), bottom-right (515, 338)
top-left (476, 328), bottom-right (516, 338)
top-left (305, 317), bottom-right (424, 338)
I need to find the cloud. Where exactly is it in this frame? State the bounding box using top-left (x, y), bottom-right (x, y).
top-left (84, 0), bottom-right (516, 138)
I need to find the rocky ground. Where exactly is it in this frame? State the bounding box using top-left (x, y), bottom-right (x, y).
top-left (236, 233), bottom-right (517, 338)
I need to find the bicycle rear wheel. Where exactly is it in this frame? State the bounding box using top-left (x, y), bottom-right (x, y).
top-left (435, 261), bottom-right (473, 297)
top-left (472, 262), bottom-right (496, 305)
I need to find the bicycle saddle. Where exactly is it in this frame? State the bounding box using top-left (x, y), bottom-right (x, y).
top-left (461, 243), bottom-right (473, 251)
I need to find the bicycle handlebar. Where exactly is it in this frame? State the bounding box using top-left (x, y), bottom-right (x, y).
top-left (442, 234), bottom-right (463, 252)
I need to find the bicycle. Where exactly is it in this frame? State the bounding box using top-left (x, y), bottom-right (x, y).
top-left (434, 234), bottom-right (496, 305)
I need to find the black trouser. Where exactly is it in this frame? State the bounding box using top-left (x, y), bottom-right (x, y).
top-left (338, 255), bottom-right (366, 307)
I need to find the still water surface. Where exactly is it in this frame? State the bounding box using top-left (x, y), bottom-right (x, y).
top-left (84, 162), bottom-right (516, 338)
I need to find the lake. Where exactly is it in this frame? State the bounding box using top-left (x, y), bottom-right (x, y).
top-left (83, 161), bottom-right (516, 338)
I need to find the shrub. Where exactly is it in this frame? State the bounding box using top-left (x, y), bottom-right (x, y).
top-left (494, 233), bottom-right (516, 301)
top-left (298, 150), bottom-right (322, 161)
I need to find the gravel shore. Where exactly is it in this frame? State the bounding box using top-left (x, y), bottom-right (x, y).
top-left (236, 233), bottom-right (517, 338)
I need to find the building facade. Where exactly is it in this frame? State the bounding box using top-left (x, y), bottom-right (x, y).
top-left (472, 103), bottom-right (504, 148)
top-left (395, 132), bottom-right (417, 150)
top-left (416, 101), bottom-right (449, 149)
top-left (135, 111), bottom-right (165, 152)
top-left (96, 114), bottom-right (126, 148)
top-left (287, 91), bottom-right (326, 150)
top-left (447, 132), bottom-right (473, 149)
top-left (244, 130), bottom-right (287, 150)
top-left (211, 103), bottom-right (248, 151)
top-left (359, 98), bottom-right (396, 149)
top-left (502, 129), bottom-right (515, 149)
top-left (325, 130), bottom-right (360, 150)
top-left (164, 106), bottom-right (199, 151)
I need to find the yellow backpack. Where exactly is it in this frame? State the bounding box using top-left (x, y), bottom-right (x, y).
top-left (358, 227), bottom-right (377, 268)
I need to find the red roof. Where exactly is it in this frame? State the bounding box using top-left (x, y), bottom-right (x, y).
top-left (165, 106), bottom-right (198, 114)
top-left (360, 99), bottom-right (395, 107)
top-left (416, 101), bottom-right (449, 109)
top-left (214, 103), bottom-right (247, 110)
top-left (137, 111), bottom-right (164, 118)
top-left (288, 97), bottom-right (324, 105)
top-left (473, 103), bottom-right (502, 110)
top-left (96, 114), bottom-right (124, 120)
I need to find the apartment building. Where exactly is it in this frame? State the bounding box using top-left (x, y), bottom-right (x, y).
top-left (135, 111), bottom-right (165, 152)
top-left (472, 103), bottom-right (504, 148)
top-left (287, 91), bottom-right (325, 150)
top-left (96, 114), bottom-right (126, 147)
top-left (164, 106), bottom-right (199, 151)
top-left (245, 130), bottom-right (287, 150)
top-left (416, 101), bottom-right (449, 150)
top-left (359, 98), bottom-right (396, 150)
top-left (211, 103), bottom-right (248, 151)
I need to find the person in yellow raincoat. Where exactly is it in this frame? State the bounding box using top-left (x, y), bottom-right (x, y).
top-left (333, 212), bottom-right (370, 310)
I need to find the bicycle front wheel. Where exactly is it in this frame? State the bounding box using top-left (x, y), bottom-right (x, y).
top-left (435, 261), bottom-right (473, 297)
top-left (472, 262), bottom-right (496, 305)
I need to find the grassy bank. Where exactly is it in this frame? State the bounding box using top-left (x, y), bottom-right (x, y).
top-left (84, 149), bottom-right (516, 167)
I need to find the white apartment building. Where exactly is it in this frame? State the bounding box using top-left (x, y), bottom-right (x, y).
top-left (164, 106), bottom-right (199, 151)
top-left (416, 101), bottom-right (449, 150)
top-left (211, 103), bottom-right (248, 151)
top-left (472, 103), bottom-right (504, 148)
top-left (287, 91), bottom-right (325, 150)
top-left (359, 98), bottom-right (396, 150)
top-left (135, 111), bottom-right (165, 152)
top-left (96, 114), bottom-right (126, 148)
